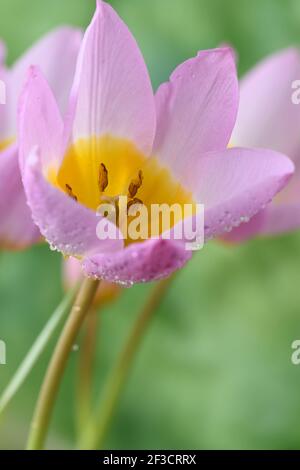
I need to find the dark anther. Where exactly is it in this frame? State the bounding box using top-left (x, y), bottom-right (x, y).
top-left (65, 184), bottom-right (77, 202)
top-left (128, 170), bottom-right (143, 198)
top-left (98, 163), bottom-right (108, 193)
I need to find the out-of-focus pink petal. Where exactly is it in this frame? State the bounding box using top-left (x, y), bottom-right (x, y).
top-left (260, 204), bottom-right (300, 235)
top-left (272, 156), bottom-right (300, 210)
top-left (18, 66), bottom-right (64, 172)
top-left (0, 39), bottom-right (7, 66)
top-left (68, 0), bottom-right (156, 154)
top-left (224, 202), bottom-right (300, 242)
top-left (22, 148), bottom-right (123, 257)
top-left (226, 48), bottom-right (300, 241)
top-left (183, 147), bottom-right (294, 240)
top-left (63, 256), bottom-right (84, 286)
top-left (82, 238), bottom-right (191, 286)
top-left (4, 27), bottom-right (82, 138)
top-left (0, 66), bottom-right (9, 141)
top-left (63, 256), bottom-right (121, 306)
top-left (0, 145), bottom-right (40, 248)
top-left (153, 48), bottom-right (238, 179)
top-left (231, 48), bottom-right (300, 160)
top-left (0, 24), bottom-right (81, 252)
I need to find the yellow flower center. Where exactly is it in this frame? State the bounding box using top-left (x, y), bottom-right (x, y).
top-left (48, 135), bottom-right (195, 243)
top-left (0, 138), bottom-right (14, 152)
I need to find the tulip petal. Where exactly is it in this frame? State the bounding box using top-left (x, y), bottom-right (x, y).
top-left (222, 211), bottom-right (267, 243)
top-left (82, 238), bottom-right (191, 285)
top-left (13, 27), bottom-right (82, 110)
top-left (153, 48), bottom-right (238, 179)
top-left (68, 0), bottom-right (156, 154)
top-left (272, 155), bottom-right (300, 210)
top-left (3, 27), bottom-right (81, 139)
top-left (19, 66), bottom-right (123, 257)
top-left (225, 49), bottom-right (300, 242)
top-left (0, 145), bottom-right (40, 249)
top-left (0, 40), bottom-right (7, 65)
top-left (22, 148), bottom-right (123, 257)
top-left (260, 204), bottom-right (300, 235)
top-left (183, 147), bottom-right (294, 240)
top-left (18, 66), bottom-right (64, 172)
top-left (0, 67), bottom-right (9, 141)
top-left (232, 48), bottom-right (300, 159)
top-left (224, 203), bottom-right (300, 242)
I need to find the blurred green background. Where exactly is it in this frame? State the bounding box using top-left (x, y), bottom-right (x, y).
top-left (1, 0), bottom-right (300, 450)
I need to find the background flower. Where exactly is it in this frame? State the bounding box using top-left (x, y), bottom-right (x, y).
top-left (225, 48), bottom-right (300, 242)
top-left (0, 26), bottom-right (81, 249)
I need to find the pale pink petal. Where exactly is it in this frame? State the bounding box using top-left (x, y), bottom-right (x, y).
top-left (0, 67), bottom-right (9, 140)
top-left (273, 156), bottom-right (300, 208)
top-left (22, 148), bottom-right (123, 257)
top-left (225, 203), bottom-right (300, 242)
top-left (63, 256), bottom-right (84, 287)
top-left (260, 204), bottom-right (300, 235)
top-left (222, 211), bottom-right (267, 243)
top-left (19, 67), bottom-right (122, 257)
top-left (6, 27), bottom-right (82, 136)
top-left (183, 147), bottom-right (294, 240)
top-left (231, 48), bottom-right (300, 160)
top-left (68, 0), bottom-right (156, 154)
top-left (0, 40), bottom-right (7, 65)
top-left (18, 66), bottom-right (64, 172)
top-left (225, 48), bottom-right (300, 241)
top-left (0, 144), bottom-right (40, 249)
top-left (13, 27), bottom-right (81, 106)
top-left (153, 48), bottom-right (238, 178)
top-left (82, 238), bottom-right (191, 286)
top-left (0, 41), bottom-right (9, 140)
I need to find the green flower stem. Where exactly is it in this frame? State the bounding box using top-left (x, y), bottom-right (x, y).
top-left (80, 276), bottom-right (174, 450)
top-left (26, 277), bottom-right (100, 450)
top-left (76, 307), bottom-right (99, 437)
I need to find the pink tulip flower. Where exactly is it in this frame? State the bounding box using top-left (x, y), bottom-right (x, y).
top-left (19, 1), bottom-right (294, 285)
top-left (224, 48), bottom-right (300, 242)
top-left (0, 27), bottom-right (81, 249)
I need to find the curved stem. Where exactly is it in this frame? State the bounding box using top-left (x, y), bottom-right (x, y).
top-left (80, 276), bottom-right (174, 450)
top-left (26, 277), bottom-right (100, 450)
top-left (76, 307), bottom-right (99, 436)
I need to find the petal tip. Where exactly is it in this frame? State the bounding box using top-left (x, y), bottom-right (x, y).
top-left (287, 157), bottom-right (295, 176)
top-left (96, 0), bottom-right (105, 15)
top-left (197, 46), bottom-right (235, 61)
top-left (196, 47), bottom-right (237, 77)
